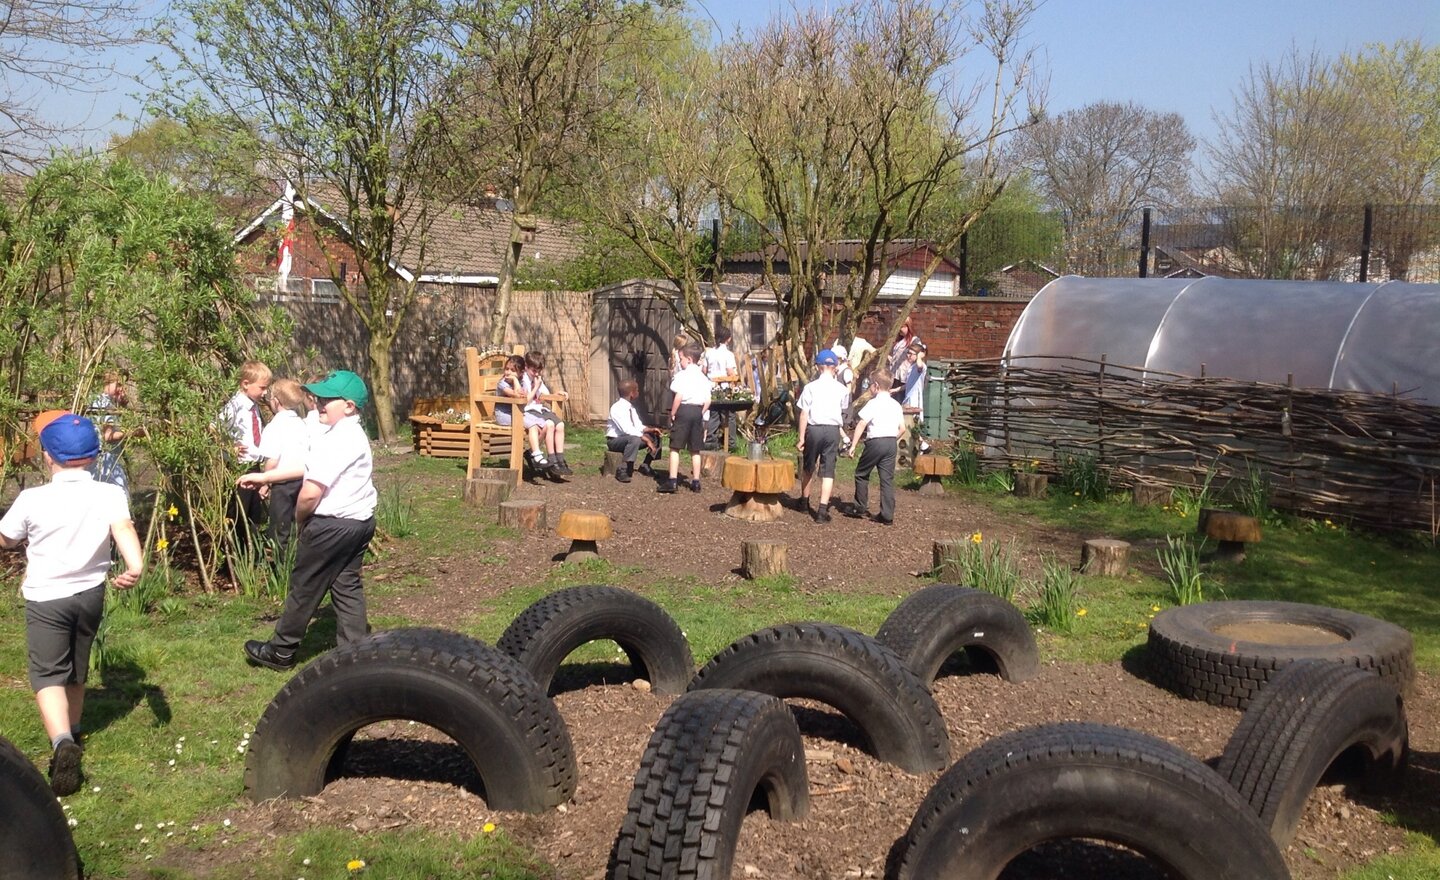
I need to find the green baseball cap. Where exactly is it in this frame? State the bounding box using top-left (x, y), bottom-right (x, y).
top-left (305, 370), bottom-right (370, 408)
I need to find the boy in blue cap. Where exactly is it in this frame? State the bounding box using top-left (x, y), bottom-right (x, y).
top-left (796, 349), bottom-right (851, 522)
top-left (0, 412), bottom-right (144, 795)
top-left (242, 370), bottom-right (377, 670)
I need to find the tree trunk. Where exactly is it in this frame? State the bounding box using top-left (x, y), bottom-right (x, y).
top-left (741, 540), bottom-right (788, 579)
top-left (487, 214), bottom-right (524, 348)
top-left (366, 328), bottom-right (398, 444)
top-left (1080, 538), bottom-right (1131, 576)
top-left (499, 499), bottom-right (547, 531)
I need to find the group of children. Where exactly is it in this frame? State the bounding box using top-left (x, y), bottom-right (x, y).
top-left (1, 360), bottom-right (378, 794)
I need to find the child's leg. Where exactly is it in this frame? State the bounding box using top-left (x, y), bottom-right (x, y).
top-left (668, 450), bottom-right (681, 479)
top-left (819, 476), bottom-right (835, 505)
top-left (35, 687), bottom-right (74, 741)
top-left (527, 424), bottom-right (544, 456)
top-left (690, 453), bottom-right (701, 480)
top-left (853, 444), bottom-right (874, 513)
top-left (553, 421), bottom-right (566, 454)
top-left (878, 445), bottom-right (897, 522)
top-left (326, 518), bottom-right (376, 647)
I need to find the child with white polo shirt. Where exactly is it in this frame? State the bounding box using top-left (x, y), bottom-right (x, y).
top-left (607, 379), bottom-right (661, 483)
top-left (0, 412), bottom-right (143, 795)
top-left (219, 360), bottom-right (272, 535)
top-left (796, 349), bottom-right (851, 523)
top-left (660, 342), bottom-right (712, 493)
top-left (845, 368), bottom-right (903, 525)
top-left (243, 378), bottom-right (312, 558)
top-left (242, 369), bottom-right (377, 671)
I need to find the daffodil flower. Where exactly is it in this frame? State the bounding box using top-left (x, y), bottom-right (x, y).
top-left (1075, 608), bottom-right (1088, 617)
top-left (970, 531), bottom-right (982, 544)
top-left (347, 859), bottom-right (366, 872)
top-left (157, 537), bottom-right (169, 551)
top-left (483, 822), bottom-right (496, 833)
top-left (167, 504), bottom-right (179, 520)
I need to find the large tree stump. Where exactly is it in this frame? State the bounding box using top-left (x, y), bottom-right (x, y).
top-left (499, 499), bottom-right (547, 532)
top-left (1080, 538), bottom-right (1131, 576)
top-left (471, 466), bottom-right (520, 493)
top-left (1013, 472), bottom-right (1049, 499)
top-left (465, 477), bottom-right (513, 508)
top-left (933, 538), bottom-right (971, 582)
top-left (556, 509), bottom-right (612, 562)
top-left (741, 540), bottom-right (788, 579)
top-left (1199, 509), bottom-right (1262, 562)
top-left (914, 454), bottom-right (953, 496)
top-left (601, 450), bottom-right (626, 477)
top-left (700, 450), bottom-right (729, 479)
top-left (1132, 482), bottom-right (1170, 507)
top-left (722, 457), bottom-right (790, 522)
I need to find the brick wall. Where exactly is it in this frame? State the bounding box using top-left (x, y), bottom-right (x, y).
top-left (856, 297), bottom-right (1026, 361)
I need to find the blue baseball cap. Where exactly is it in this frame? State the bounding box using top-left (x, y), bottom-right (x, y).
top-left (815, 350), bottom-right (840, 366)
top-left (40, 413), bottom-right (101, 463)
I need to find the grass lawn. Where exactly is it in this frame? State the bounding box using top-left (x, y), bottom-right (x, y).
top-left (0, 426), bottom-right (1436, 878)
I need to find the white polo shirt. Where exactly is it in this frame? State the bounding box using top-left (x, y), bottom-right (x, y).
top-left (670, 364), bottom-right (713, 406)
top-left (702, 345), bottom-right (737, 386)
top-left (857, 393), bottom-right (904, 439)
top-left (608, 398), bottom-right (647, 438)
top-left (220, 389), bottom-right (265, 462)
top-left (306, 415), bottom-right (377, 520)
top-left (797, 374), bottom-right (850, 426)
top-left (258, 409), bottom-right (310, 475)
top-left (0, 469), bottom-right (130, 602)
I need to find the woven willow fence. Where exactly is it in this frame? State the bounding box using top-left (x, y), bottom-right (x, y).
top-left (944, 356), bottom-right (1440, 536)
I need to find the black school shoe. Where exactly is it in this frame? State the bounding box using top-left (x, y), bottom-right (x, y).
top-left (813, 504), bottom-right (832, 523)
top-left (872, 514), bottom-right (894, 526)
top-left (553, 456), bottom-right (575, 476)
top-left (244, 639), bottom-right (297, 671)
top-left (842, 504), bottom-right (866, 519)
top-left (657, 478), bottom-right (678, 494)
top-left (49, 739), bottom-right (83, 796)
top-left (688, 479), bottom-right (702, 492)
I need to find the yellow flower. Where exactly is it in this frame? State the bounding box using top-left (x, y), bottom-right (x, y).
top-left (482, 822), bottom-right (496, 833)
top-left (1178, 511), bottom-right (1187, 517)
top-left (347, 859), bottom-right (366, 872)
top-left (166, 504), bottom-right (179, 520)
top-left (970, 531), bottom-right (982, 544)
top-left (1073, 491), bottom-right (1080, 496)
top-left (1151, 605), bottom-right (1161, 612)
top-left (1075, 608), bottom-right (1088, 617)
top-left (156, 538), bottom-right (169, 552)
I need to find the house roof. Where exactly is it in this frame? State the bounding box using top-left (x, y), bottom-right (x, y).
top-left (729, 239), bottom-right (961, 275)
top-left (232, 184), bottom-right (582, 282)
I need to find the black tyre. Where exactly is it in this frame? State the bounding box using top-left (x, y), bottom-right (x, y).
top-left (497, 585), bottom-right (693, 695)
top-left (688, 623), bottom-right (949, 773)
top-left (874, 584), bottom-right (1039, 684)
top-left (608, 690), bottom-right (809, 880)
top-left (1218, 660), bottom-right (1408, 846)
top-left (245, 627), bottom-right (577, 811)
top-left (1147, 600), bottom-right (1414, 708)
top-left (893, 722), bottom-right (1290, 880)
top-left (0, 734), bottom-right (82, 879)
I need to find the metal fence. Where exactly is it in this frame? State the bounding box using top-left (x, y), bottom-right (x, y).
top-left (956, 204), bottom-right (1440, 292)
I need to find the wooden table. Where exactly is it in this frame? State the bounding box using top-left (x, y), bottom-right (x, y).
top-left (721, 456), bottom-right (792, 522)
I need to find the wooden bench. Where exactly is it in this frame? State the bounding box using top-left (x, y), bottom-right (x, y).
top-left (464, 346), bottom-right (527, 476)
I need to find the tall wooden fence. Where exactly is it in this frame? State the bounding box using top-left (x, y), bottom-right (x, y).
top-left (945, 356), bottom-right (1440, 536)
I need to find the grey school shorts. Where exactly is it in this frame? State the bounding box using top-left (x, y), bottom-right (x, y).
top-left (803, 424), bottom-right (842, 478)
top-left (25, 583), bottom-right (105, 690)
top-left (671, 403), bottom-right (705, 454)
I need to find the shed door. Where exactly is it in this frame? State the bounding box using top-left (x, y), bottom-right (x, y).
top-left (608, 298), bottom-right (679, 426)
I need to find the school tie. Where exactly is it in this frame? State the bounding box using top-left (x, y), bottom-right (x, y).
top-left (251, 407), bottom-right (262, 447)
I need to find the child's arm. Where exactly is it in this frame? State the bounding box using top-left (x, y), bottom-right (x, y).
top-left (796, 409), bottom-right (809, 451)
top-left (847, 419), bottom-right (870, 457)
top-left (110, 518), bottom-right (144, 589)
top-left (295, 479), bottom-right (326, 528)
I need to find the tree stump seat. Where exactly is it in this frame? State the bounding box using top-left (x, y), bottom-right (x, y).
top-left (1132, 482), bottom-right (1170, 507)
top-left (555, 509), bottom-right (612, 562)
top-left (601, 450), bottom-right (626, 477)
top-left (914, 454), bottom-right (952, 496)
top-left (1013, 472), bottom-right (1049, 498)
top-left (700, 450), bottom-right (729, 479)
top-left (722, 457), bottom-right (790, 522)
top-left (1080, 538), bottom-right (1131, 576)
top-left (741, 540), bottom-right (788, 579)
top-left (500, 499), bottom-right (547, 532)
top-left (1198, 509), bottom-right (1262, 562)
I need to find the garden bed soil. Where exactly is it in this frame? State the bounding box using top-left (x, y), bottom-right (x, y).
top-left (176, 451), bottom-right (1440, 878)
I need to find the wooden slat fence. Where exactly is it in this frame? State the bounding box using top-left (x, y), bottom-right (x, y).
top-left (944, 356), bottom-right (1439, 536)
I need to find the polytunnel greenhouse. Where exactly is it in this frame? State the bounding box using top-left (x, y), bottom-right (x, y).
top-left (1001, 277), bottom-right (1440, 404)
top-left (946, 277), bottom-right (1440, 533)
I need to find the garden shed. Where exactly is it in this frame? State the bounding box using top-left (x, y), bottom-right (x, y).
top-left (1003, 276), bottom-right (1440, 402)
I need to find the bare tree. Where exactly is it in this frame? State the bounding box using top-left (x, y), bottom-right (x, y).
top-left (454, 0), bottom-right (670, 349)
top-left (1207, 49), bottom-right (1367, 279)
top-left (718, 0), bottom-right (1041, 387)
top-left (0, 0), bottom-right (141, 165)
top-left (162, 0), bottom-right (471, 442)
top-left (1016, 100), bottom-right (1193, 274)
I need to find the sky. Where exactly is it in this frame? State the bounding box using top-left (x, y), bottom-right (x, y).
top-left (27, 0), bottom-right (1440, 155)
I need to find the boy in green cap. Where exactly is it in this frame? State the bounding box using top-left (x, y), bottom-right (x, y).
top-left (242, 370), bottom-right (377, 670)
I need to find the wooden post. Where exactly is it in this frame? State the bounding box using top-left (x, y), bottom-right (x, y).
top-left (499, 499), bottom-right (547, 531)
top-left (933, 539), bottom-right (969, 582)
top-left (742, 540), bottom-right (789, 579)
top-left (465, 477), bottom-right (513, 508)
top-left (1080, 538), bottom-right (1131, 576)
top-left (471, 466), bottom-right (520, 493)
top-left (1132, 483), bottom-right (1170, 507)
top-left (601, 450), bottom-right (626, 477)
top-left (1013, 472), bottom-right (1048, 498)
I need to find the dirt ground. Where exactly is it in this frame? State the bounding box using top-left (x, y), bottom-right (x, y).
top-left (201, 450), bottom-right (1440, 878)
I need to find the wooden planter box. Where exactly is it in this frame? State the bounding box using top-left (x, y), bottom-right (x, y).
top-left (411, 397), bottom-right (469, 459)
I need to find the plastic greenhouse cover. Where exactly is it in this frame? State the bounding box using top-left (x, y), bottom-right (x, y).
top-left (1002, 277), bottom-right (1440, 406)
